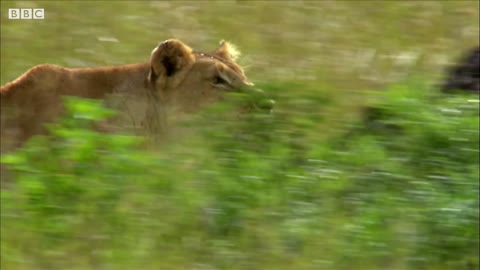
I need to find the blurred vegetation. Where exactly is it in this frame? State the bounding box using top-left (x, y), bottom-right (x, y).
top-left (2, 82), bottom-right (479, 270)
top-left (1, 1), bottom-right (479, 270)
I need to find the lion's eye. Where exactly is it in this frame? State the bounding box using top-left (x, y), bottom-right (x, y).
top-left (212, 76), bottom-right (228, 85)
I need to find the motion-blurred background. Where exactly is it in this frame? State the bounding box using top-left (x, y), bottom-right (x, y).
top-left (1, 1), bottom-right (479, 270)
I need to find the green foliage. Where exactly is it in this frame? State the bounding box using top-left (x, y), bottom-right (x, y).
top-left (1, 84), bottom-right (479, 270)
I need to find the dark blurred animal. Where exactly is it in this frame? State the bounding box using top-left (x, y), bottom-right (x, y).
top-left (441, 46), bottom-right (479, 93)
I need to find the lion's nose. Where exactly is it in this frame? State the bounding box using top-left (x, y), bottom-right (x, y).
top-left (243, 79), bottom-right (254, 86)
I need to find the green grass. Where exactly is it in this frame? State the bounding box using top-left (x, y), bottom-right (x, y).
top-left (1, 82), bottom-right (479, 270)
top-left (1, 1), bottom-right (479, 269)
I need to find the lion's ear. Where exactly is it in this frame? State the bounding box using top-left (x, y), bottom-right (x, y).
top-left (213, 40), bottom-right (241, 61)
top-left (148, 39), bottom-right (195, 83)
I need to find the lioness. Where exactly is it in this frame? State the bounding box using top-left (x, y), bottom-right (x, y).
top-left (0, 39), bottom-right (254, 152)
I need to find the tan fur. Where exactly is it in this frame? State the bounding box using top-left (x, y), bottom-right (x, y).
top-left (0, 39), bottom-right (253, 153)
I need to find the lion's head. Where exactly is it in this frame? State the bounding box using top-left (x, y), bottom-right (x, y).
top-left (147, 39), bottom-right (254, 112)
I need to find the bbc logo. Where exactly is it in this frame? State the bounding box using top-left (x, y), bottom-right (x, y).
top-left (8, 8), bottom-right (45, 20)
